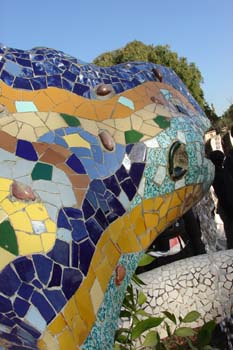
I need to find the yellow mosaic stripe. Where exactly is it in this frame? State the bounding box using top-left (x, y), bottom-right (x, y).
top-left (38, 183), bottom-right (202, 350)
top-left (0, 80), bottom-right (196, 122)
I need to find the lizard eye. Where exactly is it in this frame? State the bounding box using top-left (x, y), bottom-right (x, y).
top-left (169, 141), bottom-right (188, 181)
top-left (95, 83), bottom-right (115, 100)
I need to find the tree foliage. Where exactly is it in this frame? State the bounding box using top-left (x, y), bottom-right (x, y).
top-left (93, 40), bottom-right (205, 108)
top-left (212, 104), bottom-right (233, 133)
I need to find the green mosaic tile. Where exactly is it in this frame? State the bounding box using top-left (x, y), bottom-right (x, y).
top-left (0, 221), bottom-right (18, 255)
top-left (31, 162), bottom-right (53, 181)
top-left (60, 113), bottom-right (81, 127)
top-left (124, 130), bottom-right (143, 144)
top-left (153, 115), bottom-right (170, 129)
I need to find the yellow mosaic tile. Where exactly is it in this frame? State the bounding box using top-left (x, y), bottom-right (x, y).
top-left (41, 233), bottom-right (56, 251)
top-left (75, 102), bottom-right (97, 120)
top-left (89, 246), bottom-right (104, 269)
top-left (156, 217), bottom-right (168, 234)
top-left (0, 209), bottom-right (8, 223)
top-left (142, 198), bottom-right (154, 212)
top-left (131, 113), bottom-right (143, 130)
top-left (139, 123), bottom-right (160, 137)
top-left (0, 115), bottom-right (15, 127)
top-left (170, 191), bottom-right (182, 207)
top-left (0, 96), bottom-right (16, 112)
top-left (167, 207), bottom-right (179, 223)
top-left (112, 103), bottom-right (132, 119)
top-left (152, 197), bottom-right (165, 211)
top-left (75, 288), bottom-right (95, 330)
top-left (58, 329), bottom-right (77, 350)
top-left (97, 122), bottom-right (115, 136)
top-left (0, 179), bottom-right (12, 191)
top-left (35, 126), bottom-right (50, 138)
top-left (90, 279), bottom-right (104, 315)
top-left (94, 258), bottom-right (114, 291)
top-left (17, 231), bottom-right (43, 255)
top-left (37, 112), bottom-right (49, 123)
top-left (106, 220), bottom-right (123, 243)
top-left (144, 103), bottom-right (156, 113)
top-left (113, 130), bottom-right (125, 144)
top-left (17, 124), bottom-right (37, 142)
top-left (13, 112), bottom-right (45, 127)
top-left (134, 216), bottom-right (146, 236)
top-left (46, 88), bottom-right (69, 105)
top-left (20, 88), bottom-right (36, 101)
top-left (53, 101), bottom-right (76, 116)
top-left (45, 219), bottom-right (56, 232)
top-left (1, 198), bottom-right (27, 215)
top-left (135, 109), bottom-right (156, 121)
top-left (101, 118), bottom-right (116, 128)
top-left (159, 197), bottom-right (172, 218)
top-left (10, 211), bottom-right (32, 232)
top-left (79, 118), bottom-right (99, 135)
top-left (33, 91), bottom-right (53, 112)
top-left (0, 81), bottom-right (22, 101)
top-left (46, 112), bottom-right (68, 130)
top-left (72, 315), bottom-right (88, 346)
top-left (117, 229), bottom-right (142, 253)
top-left (0, 247), bottom-right (16, 270)
top-left (101, 239), bottom-right (121, 267)
top-left (2, 122), bottom-right (19, 137)
top-left (94, 102), bottom-right (115, 121)
top-left (155, 104), bottom-right (171, 117)
top-left (63, 296), bottom-right (78, 330)
top-left (37, 331), bottom-right (59, 350)
top-left (129, 204), bottom-right (142, 222)
top-left (115, 117), bottom-right (132, 131)
top-left (47, 313), bottom-right (67, 335)
top-left (177, 187), bottom-right (186, 201)
top-left (25, 203), bottom-right (49, 220)
top-left (140, 230), bottom-right (156, 249)
top-left (144, 213), bottom-right (159, 229)
top-left (0, 191), bottom-right (9, 202)
top-left (63, 134), bottom-right (91, 149)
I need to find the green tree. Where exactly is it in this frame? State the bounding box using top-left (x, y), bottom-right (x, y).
top-left (221, 103), bottom-right (233, 129)
top-left (93, 40), bottom-right (205, 108)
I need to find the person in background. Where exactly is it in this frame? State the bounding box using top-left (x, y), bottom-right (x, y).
top-left (209, 150), bottom-right (233, 249)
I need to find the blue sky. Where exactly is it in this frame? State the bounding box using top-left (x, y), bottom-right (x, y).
top-left (1, 0), bottom-right (233, 116)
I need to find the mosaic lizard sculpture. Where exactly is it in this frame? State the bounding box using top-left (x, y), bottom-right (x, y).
top-left (0, 45), bottom-right (214, 350)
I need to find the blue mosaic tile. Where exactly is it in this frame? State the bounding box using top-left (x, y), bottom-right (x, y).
top-left (66, 154), bottom-right (86, 174)
top-left (14, 258), bottom-right (35, 283)
top-left (0, 295), bottom-right (12, 313)
top-left (0, 266), bottom-right (21, 297)
top-left (57, 209), bottom-right (72, 230)
top-left (103, 175), bottom-right (121, 196)
top-left (86, 218), bottom-right (103, 244)
top-left (31, 291), bottom-right (55, 323)
top-left (48, 264), bottom-right (62, 288)
top-left (48, 240), bottom-right (69, 266)
top-left (43, 290), bottom-right (66, 312)
top-left (129, 163), bottom-right (145, 187)
top-left (71, 242), bottom-right (79, 268)
top-left (16, 140), bottom-right (38, 161)
top-left (62, 268), bottom-right (83, 299)
top-left (64, 207), bottom-right (83, 219)
top-left (71, 219), bottom-right (88, 242)
top-left (82, 199), bottom-right (95, 220)
top-left (79, 240), bottom-right (95, 276)
top-left (18, 283), bottom-right (34, 301)
top-left (13, 298), bottom-right (30, 317)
